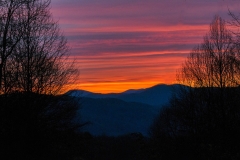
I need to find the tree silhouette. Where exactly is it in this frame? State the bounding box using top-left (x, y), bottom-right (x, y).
top-left (0, 1), bottom-right (80, 159)
top-left (150, 16), bottom-right (240, 159)
top-left (177, 16), bottom-right (239, 88)
top-left (0, 0), bottom-right (77, 94)
top-left (0, 0), bottom-right (26, 93)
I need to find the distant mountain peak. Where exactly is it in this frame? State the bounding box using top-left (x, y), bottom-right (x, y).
top-left (122, 88), bottom-right (144, 94)
top-left (65, 89), bottom-right (92, 97)
top-left (71, 83), bottom-right (185, 136)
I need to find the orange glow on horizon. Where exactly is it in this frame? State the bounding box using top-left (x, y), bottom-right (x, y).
top-left (64, 80), bottom-right (177, 94)
top-left (63, 64), bottom-right (179, 93)
top-left (62, 50), bottom-right (186, 93)
top-left (51, 0), bottom-right (240, 94)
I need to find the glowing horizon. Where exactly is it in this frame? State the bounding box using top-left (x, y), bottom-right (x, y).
top-left (51, 0), bottom-right (240, 93)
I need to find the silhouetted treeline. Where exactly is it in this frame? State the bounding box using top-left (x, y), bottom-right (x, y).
top-left (149, 15), bottom-right (240, 159)
top-left (76, 133), bottom-right (152, 160)
top-left (0, 92), bottom-right (81, 159)
top-left (3, 0), bottom-right (240, 159)
top-left (0, 0), bottom-right (79, 159)
top-left (150, 86), bottom-right (240, 159)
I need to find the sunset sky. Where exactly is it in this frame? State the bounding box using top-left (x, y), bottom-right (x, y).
top-left (51, 0), bottom-right (240, 93)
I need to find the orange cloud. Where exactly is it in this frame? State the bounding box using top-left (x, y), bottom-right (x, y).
top-left (51, 0), bottom-right (240, 93)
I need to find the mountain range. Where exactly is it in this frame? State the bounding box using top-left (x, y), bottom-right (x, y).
top-left (67, 84), bottom-right (181, 137)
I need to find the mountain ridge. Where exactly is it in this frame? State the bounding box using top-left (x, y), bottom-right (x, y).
top-left (67, 84), bottom-right (182, 106)
top-left (67, 83), bottom-right (178, 95)
top-left (70, 84), bottom-right (184, 136)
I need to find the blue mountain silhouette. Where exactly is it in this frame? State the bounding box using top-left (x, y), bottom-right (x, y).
top-left (67, 84), bottom-right (182, 136)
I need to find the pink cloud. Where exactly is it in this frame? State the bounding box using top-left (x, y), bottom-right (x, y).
top-left (51, 0), bottom-right (240, 93)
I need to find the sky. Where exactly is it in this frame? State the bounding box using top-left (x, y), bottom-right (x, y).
top-left (50, 0), bottom-right (240, 93)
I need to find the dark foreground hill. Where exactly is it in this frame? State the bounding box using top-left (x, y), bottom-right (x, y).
top-left (78, 97), bottom-right (159, 136)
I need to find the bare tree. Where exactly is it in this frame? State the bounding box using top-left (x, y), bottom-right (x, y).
top-left (0, 0), bottom-right (27, 93)
top-left (176, 15), bottom-right (240, 131)
top-left (177, 16), bottom-right (239, 88)
top-left (178, 15), bottom-right (240, 137)
top-left (0, 0), bottom-right (77, 94)
top-left (10, 0), bottom-right (76, 94)
top-left (150, 16), bottom-right (240, 159)
top-left (0, 1), bottom-right (81, 159)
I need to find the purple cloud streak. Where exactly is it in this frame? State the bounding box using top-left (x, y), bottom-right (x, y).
top-left (51, 0), bottom-right (240, 93)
